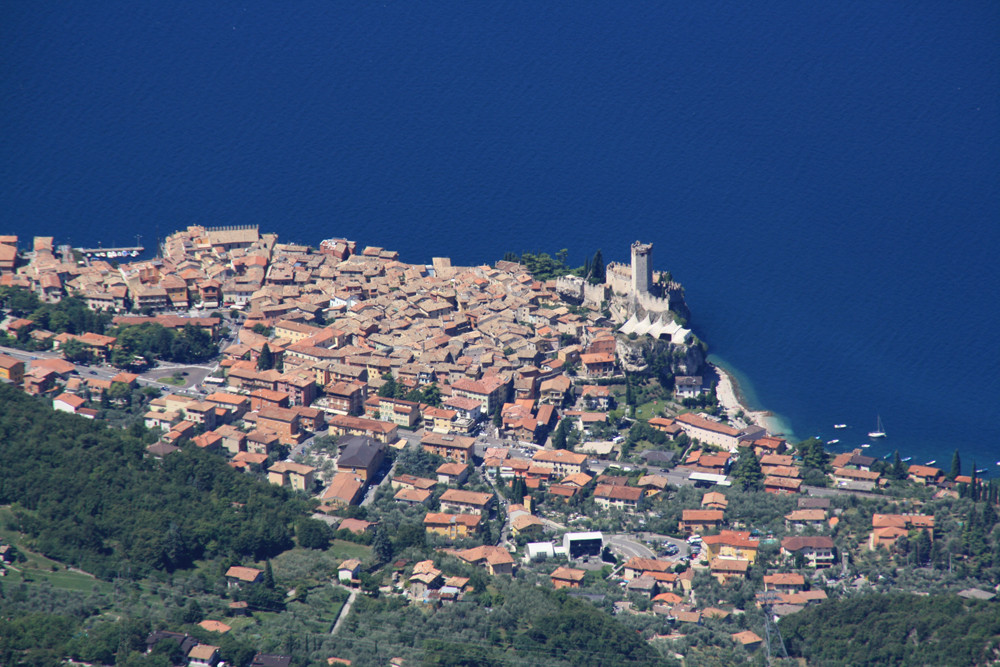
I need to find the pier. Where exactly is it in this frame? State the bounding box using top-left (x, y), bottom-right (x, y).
top-left (74, 245), bottom-right (145, 258)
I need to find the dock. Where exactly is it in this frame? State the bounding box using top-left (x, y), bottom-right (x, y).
top-left (75, 245), bottom-right (145, 258)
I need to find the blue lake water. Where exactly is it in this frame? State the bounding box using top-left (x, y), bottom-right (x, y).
top-left (2, 2), bottom-right (998, 470)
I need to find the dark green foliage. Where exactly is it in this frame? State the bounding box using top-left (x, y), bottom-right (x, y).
top-left (781, 593), bottom-right (1000, 667)
top-left (627, 420), bottom-right (668, 447)
top-left (0, 287), bottom-right (113, 335)
top-left (587, 249), bottom-right (605, 285)
top-left (236, 582), bottom-right (286, 612)
top-left (492, 401), bottom-right (503, 429)
top-left (111, 323), bottom-right (218, 367)
top-left (406, 382), bottom-right (442, 407)
top-left (891, 450), bottom-right (907, 480)
top-left (264, 559), bottom-right (276, 589)
top-left (796, 437), bottom-right (829, 471)
top-left (395, 446), bottom-right (445, 479)
top-left (0, 384), bottom-right (305, 579)
top-left (60, 338), bottom-right (96, 364)
top-left (731, 448), bottom-right (764, 492)
top-left (950, 449), bottom-right (962, 480)
top-left (514, 251), bottom-right (580, 281)
top-left (551, 418), bottom-right (570, 450)
top-left (423, 640), bottom-right (502, 666)
top-left (296, 518), bottom-right (332, 550)
top-left (257, 343), bottom-right (274, 371)
top-left (378, 371), bottom-right (397, 397)
top-left (372, 525), bottom-right (393, 565)
top-left (342, 579), bottom-right (660, 667)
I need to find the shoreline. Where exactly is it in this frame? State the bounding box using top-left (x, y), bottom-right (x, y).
top-left (709, 362), bottom-right (788, 437)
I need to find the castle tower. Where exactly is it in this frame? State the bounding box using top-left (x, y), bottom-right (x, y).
top-left (631, 241), bottom-right (653, 297)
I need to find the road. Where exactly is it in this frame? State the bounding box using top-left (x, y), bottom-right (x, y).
top-left (330, 587), bottom-right (358, 635)
top-left (606, 534), bottom-right (655, 560)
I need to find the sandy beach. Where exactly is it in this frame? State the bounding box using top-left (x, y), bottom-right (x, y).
top-left (709, 363), bottom-right (785, 436)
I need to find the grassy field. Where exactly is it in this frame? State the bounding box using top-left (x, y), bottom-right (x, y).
top-left (0, 506), bottom-right (113, 594)
top-left (329, 539), bottom-right (372, 560)
top-left (633, 399), bottom-right (668, 420)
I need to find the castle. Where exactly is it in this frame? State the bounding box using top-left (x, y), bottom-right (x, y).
top-left (556, 241), bottom-right (692, 344)
top-left (615, 241), bottom-right (693, 345)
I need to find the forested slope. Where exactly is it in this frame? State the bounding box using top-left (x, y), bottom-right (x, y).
top-left (780, 593), bottom-right (1000, 667)
top-left (0, 384), bottom-right (308, 578)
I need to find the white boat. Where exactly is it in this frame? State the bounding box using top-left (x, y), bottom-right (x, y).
top-left (927, 460), bottom-right (936, 465)
top-left (868, 415), bottom-right (887, 439)
top-left (827, 439), bottom-right (840, 445)
top-left (861, 443), bottom-right (871, 448)
top-left (834, 424), bottom-right (847, 429)
top-left (902, 457), bottom-right (912, 462)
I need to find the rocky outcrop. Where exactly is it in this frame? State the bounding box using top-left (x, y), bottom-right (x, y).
top-left (616, 335), bottom-right (704, 377)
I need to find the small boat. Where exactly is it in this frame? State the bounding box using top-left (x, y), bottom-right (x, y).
top-left (861, 443), bottom-right (871, 448)
top-left (834, 424), bottom-right (847, 429)
top-left (902, 457), bottom-right (912, 462)
top-left (827, 439), bottom-right (840, 445)
top-left (976, 468), bottom-right (987, 474)
top-left (927, 460), bottom-right (936, 465)
top-left (868, 415), bottom-right (887, 439)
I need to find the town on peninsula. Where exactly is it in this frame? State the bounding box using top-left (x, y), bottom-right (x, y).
top-left (0, 227), bottom-right (997, 667)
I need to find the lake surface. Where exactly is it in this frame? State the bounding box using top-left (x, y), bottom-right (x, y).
top-left (2, 2), bottom-right (998, 469)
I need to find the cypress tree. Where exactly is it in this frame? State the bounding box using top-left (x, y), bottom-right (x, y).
top-left (950, 449), bottom-right (962, 480)
top-left (589, 249), bottom-right (605, 284)
top-left (552, 419), bottom-right (568, 450)
top-left (891, 451), bottom-right (906, 480)
top-left (372, 525), bottom-right (393, 565)
top-left (257, 343), bottom-right (274, 371)
top-left (732, 449), bottom-right (764, 492)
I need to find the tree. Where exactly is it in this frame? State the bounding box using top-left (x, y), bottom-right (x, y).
top-left (296, 518), bottom-right (331, 550)
top-left (264, 560), bottom-right (275, 589)
top-left (891, 450), bottom-right (907, 480)
top-left (588, 249), bottom-right (605, 285)
top-left (61, 338), bottom-right (94, 364)
top-left (257, 343), bottom-right (274, 371)
top-left (552, 418), bottom-right (569, 450)
top-left (421, 383), bottom-right (442, 407)
top-left (378, 371), bottom-right (397, 398)
top-left (372, 525), bottom-right (393, 565)
top-left (492, 401), bottom-right (504, 429)
top-left (731, 449), bottom-right (764, 492)
top-left (950, 449), bottom-right (962, 480)
top-left (796, 437), bottom-right (829, 472)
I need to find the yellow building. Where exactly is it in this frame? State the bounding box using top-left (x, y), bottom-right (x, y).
top-left (423, 512), bottom-right (481, 540)
top-left (0, 354), bottom-right (25, 385)
top-left (701, 530), bottom-right (760, 564)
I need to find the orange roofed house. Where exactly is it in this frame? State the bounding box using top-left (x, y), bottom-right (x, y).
top-left (701, 531), bottom-right (760, 564)
top-left (675, 413), bottom-right (763, 451)
top-left (422, 432), bottom-right (476, 464)
top-left (454, 545), bottom-right (515, 576)
top-left (267, 461), bottom-right (316, 491)
top-left (550, 566), bottom-right (586, 589)
top-left (594, 484), bottom-right (644, 511)
top-left (679, 509), bottom-right (724, 535)
top-left (870, 514), bottom-right (935, 550)
top-left (532, 449), bottom-right (588, 476)
top-left (450, 375), bottom-right (509, 414)
top-left (439, 489), bottom-right (494, 516)
top-left (423, 513), bottom-right (481, 540)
